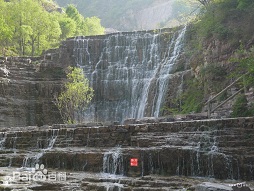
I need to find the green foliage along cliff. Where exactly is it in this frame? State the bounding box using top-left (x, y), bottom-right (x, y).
top-left (0, 0), bottom-right (105, 56)
top-left (163, 0), bottom-right (254, 116)
top-left (55, 67), bottom-right (94, 124)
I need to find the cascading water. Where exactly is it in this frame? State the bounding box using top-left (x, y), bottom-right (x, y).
top-left (103, 147), bottom-right (124, 175)
top-left (73, 26), bottom-right (186, 123)
top-left (0, 64), bottom-right (10, 77)
top-left (46, 129), bottom-right (59, 150)
top-left (22, 129), bottom-right (59, 168)
top-left (152, 27), bottom-right (186, 117)
top-left (0, 132), bottom-right (6, 149)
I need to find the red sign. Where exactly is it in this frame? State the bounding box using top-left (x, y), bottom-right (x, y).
top-left (130, 158), bottom-right (138, 167)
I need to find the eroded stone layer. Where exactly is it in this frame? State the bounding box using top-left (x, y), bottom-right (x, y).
top-left (0, 117), bottom-right (253, 181)
top-left (0, 57), bottom-right (64, 127)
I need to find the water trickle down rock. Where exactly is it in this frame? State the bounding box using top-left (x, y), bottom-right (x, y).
top-left (103, 147), bottom-right (125, 175)
top-left (0, 132), bottom-right (6, 149)
top-left (1, 117), bottom-right (254, 189)
top-left (22, 129), bottom-right (59, 168)
top-left (72, 27), bottom-right (186, 123)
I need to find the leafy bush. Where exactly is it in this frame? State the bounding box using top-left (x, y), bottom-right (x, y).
top-left (200, 64), bottom-right (227, 93)
top-left (194, 0), bottom-right (239, 41)
top-left (231, 94), bottom-right (249, 117)
top-left (180, 79), bottom-right (204, 114)
top-left (162, 77), bottom-right (204, 115)
top-left (55, 67), bottom-right (94, 124)
top-left (231, 46), bottom-right (254, 87)
top-left (237, 0), bottom-right (254, 9)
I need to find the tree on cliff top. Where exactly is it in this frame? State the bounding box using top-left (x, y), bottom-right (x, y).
top-left (55, 67), bottom-right (94, 124)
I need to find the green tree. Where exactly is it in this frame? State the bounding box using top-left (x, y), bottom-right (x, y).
top-left (0, 0), bottom-right (13, 55)
top-left (84, 16), bottom-right (105, 36)
top-left (231, 46), bottom-right (254, 87)
top-left (65, 4), bottom-right (84, 35)
top-left (55, 67), bottom-right (94, 124)
top-left (58, 16), bottom-right (77, 39)
top-left (0, 17), bottom-right (13, 56)
top-left (38, 14), bottom-right (62, 54)
top-left (5, 0), bottom-right (61, 56)
top-left (0, 0), bottom-right (105, 56)
top-left (237, 0), bottom-right (254, 9)
top-left (65, 4), bottom-right (104, 36)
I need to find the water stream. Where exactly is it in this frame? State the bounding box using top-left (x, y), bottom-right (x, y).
top-left (103, 147), bottom-right (124, 175)
top-left (0, 132), bottom-right (6, 149)
top-left (22, 129), bottom-right (59, 168)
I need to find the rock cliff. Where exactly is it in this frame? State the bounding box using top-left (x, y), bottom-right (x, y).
top-left (0, 57), bottom-right (64, 127)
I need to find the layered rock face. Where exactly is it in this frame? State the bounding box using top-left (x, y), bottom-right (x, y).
top-left (0, 117), bottom-right (254, 190)
top-left (0, 117), bottom-right (254, 182)
top-left (0, 26), bottom-right (191, 127)
top-left (0, 57), bottom-right (64, 127)
top-left (59, 27), bottom-right (188, 123)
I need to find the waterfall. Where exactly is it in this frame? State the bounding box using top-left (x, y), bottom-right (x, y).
top-left (73, 27), bottom-right (186, 123)
top-left (46, 129), bottom-right (59, 150)
top-left (0, 64), bottom-right (10, 77)
top-left (22, 152), bottom-right (44, 168)
top-left (152, 26), bottom-right (186, 117)
top-left (103, 147), bottom-right (124, 175)
top-left (0, 132), bottom-right (6, 149)
top-left (22, 129), bottom-right (59, 168)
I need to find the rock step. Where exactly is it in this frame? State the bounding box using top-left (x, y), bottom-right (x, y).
top-left (2, 117), bottom-right (254, 134)
top-left (0, 156), bottom-right (9, 166)
top-left (2, 146), bottom-right (253, 180)
top-left (131, 132), bottom-right (254, 148)
top-left (3, 129), bottom-right (254, 150)
top-left (217, 140), bottom-right (254, 148)
top-left (1, 117), bottom-right (254, 181)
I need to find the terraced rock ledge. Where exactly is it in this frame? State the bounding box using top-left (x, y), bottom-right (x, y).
top-left (0, 117), bottom-right (254, 190)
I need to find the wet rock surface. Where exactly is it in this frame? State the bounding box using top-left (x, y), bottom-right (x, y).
top-left (59, 27), bottom-right (189, 123)
top-left (1, 167), bottom-right (253, 191)
top-left (0, 117), bottom-right (254, 190)
top-left (196, 182), bottom-right (233, 191)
